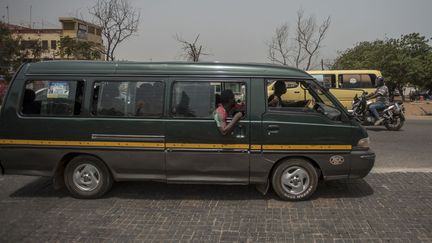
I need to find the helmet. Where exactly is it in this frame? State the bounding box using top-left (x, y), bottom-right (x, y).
top-left (376, 76), bottom-right (384, 87)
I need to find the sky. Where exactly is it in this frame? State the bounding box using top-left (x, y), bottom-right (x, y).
top-left (1, 0), bottom-right (432, 67)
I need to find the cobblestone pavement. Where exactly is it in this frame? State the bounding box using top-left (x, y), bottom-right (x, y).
top-left (0, 173), bottom-right (431, 242)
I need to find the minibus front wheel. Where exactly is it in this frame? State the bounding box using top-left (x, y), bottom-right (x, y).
top-left (271, 158), bottom-right (319, 201)
top-left (64, 155), bottom-right (113, 199)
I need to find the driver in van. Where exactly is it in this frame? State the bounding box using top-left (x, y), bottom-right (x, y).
top-left (213, 89), bottom-right (243, 135)
top-left (367, 76), bottom-right (389, 125)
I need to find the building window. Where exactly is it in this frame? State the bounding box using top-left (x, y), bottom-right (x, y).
top-left (21, 40), bottom-right (38, 49)
top-left (88, 26), bottom-right (96, 34)
top-left (96, 28), bottom-right (102, 36)
top-left (92, 81), bottom-right (164, 117)
top-left (51, 40), bottom-right (57, 49)
top-left (63, 22), bottom-right (75, 30)
top-left (42, 40), bottom-right (48, 49)
top-left (22, 80), bottom-right (84, 116)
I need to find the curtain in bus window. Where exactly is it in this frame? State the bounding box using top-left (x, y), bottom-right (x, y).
top-left (21, 80), bottom-right (83, 116)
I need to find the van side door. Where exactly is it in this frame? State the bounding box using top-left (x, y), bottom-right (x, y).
top-left (165, 78), bottom-right (250, 183)
top-left (88, 78), bottom-right (166, 180)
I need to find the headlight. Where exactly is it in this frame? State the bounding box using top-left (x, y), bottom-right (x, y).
top-left (357, 137), bottom-right (370, 149)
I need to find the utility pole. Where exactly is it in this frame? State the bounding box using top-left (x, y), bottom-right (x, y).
top-left (29, 5), bottom-right (32, 28)
top-left (6, 5), bottom-right (9, 24)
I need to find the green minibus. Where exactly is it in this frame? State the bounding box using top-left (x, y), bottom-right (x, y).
top-left (0, 61), bottom-right (375, 201)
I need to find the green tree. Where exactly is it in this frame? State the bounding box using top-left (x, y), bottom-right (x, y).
top-left (58, 36), bottom-right (102, 60)
top-left (0, 22), bottom-right (21, 81)
top-left (333, 33), bottom-right (432, 101)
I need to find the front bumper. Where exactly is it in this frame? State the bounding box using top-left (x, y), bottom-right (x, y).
top-left (350, 149), bottom-right (375, 179)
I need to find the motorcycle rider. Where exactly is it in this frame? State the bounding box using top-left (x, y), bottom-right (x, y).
top-left (366, 76), bottom-right (389, 125)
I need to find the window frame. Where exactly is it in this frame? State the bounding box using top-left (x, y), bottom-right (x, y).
top-left (19, 79), bottom-right (86, 118)
top-left (169, 79), bottom-right (248, 120)
top-left (90, 79), bottom-right (166, 119)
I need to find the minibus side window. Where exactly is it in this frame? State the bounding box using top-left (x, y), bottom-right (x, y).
top-left (171, 81), bottom-right (246, 118)
top-left (21, 80), bottom-right (84, 116)
top-left (311, 75), bottom-right (335, 89)
top-left (341, 74), bottom-right (375, 88)
top-left (92, 81), bottom-right (164, 117)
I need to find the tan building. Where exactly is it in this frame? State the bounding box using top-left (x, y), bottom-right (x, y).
top-left (8, 17), bottom-right (104, 60)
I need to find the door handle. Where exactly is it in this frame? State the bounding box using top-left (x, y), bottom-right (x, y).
top-left (294, 91), bottom-right (300, 94)
top-left (267, 125), bottom-right (279, 135)
top-left (234, 124), bottom-right (245, 138)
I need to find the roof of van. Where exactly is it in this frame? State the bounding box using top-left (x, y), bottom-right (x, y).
top-left (307, 70), bottom-right (382, 75)
top-left (22, 61), bottom-right (312, 78)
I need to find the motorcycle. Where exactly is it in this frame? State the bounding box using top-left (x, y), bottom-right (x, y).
top-left (350, 92), bottom-right (405, 131)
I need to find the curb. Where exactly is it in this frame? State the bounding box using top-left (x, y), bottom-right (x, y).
top-left (405, 116), bottom-right (432, 120)
top-left (371, 168), bottom-right (432, 173)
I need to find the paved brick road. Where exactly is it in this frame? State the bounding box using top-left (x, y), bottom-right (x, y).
top-left (0, 173), bottom-right (431, 242)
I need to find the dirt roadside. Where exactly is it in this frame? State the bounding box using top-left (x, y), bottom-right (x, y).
top-left (403, 102), bottom-right (432, 117)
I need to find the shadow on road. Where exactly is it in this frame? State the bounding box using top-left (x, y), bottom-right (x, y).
top-left (9, 176), bottom-right (374, 200)
top-left (366, 126), bottom-right (405, 132)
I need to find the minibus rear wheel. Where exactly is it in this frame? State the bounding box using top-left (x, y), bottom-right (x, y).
top-left (64, 155), bottom-right (113, 199)
top-left (271, 158), bottom-right (318, 201)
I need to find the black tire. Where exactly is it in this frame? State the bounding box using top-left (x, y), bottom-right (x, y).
top-left (384, 115), bottom-right (404, 131)
top-left (64, 155), bottom-right (113, 199)
top-left (271, 158), bottom-right (319, 201)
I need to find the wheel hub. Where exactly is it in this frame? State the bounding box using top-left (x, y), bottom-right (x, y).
top-left (281, 166), bottom-right (310, 195)
top-left (73, 164), bottom-right (100, 192)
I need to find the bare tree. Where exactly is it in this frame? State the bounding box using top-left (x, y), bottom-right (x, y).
top-left (90, 0), bottom-right (140, 61)
top-left (175, 34), bottom-right (208, 62)
top-left (295, 9), bottom-right (331, 70)
top-left (267, 23), bottom-right (292, 65)
top-left (267, 9), bottom-right (331, 70)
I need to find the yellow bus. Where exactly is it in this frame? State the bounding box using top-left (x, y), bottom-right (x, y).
top-left (307, 70), bottom-right (382, 109)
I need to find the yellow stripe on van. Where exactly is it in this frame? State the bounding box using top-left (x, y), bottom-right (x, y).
top-left (262, 144), bottom-right (352, 150)
top-left (0, 139), bottom-right (164, 148)
top-left (250, 144), bottom-right (262, 150)
top-left (166, 143), bottom-right (249, 149)
top-left (0, 139), bottom-right (351, 151)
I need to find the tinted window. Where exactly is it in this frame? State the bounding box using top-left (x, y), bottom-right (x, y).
top-left (22, 80), bottom-right (84, 116)
top-left (340, 74), bottom-right (376, 88)
top-left (171, 81), bottom-right (246, 118)
top-left (92, 81), bottom-right (164, 117)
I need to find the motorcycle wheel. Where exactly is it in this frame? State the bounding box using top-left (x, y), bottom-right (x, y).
top-left (385, 115), bottom-right (405, 131)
